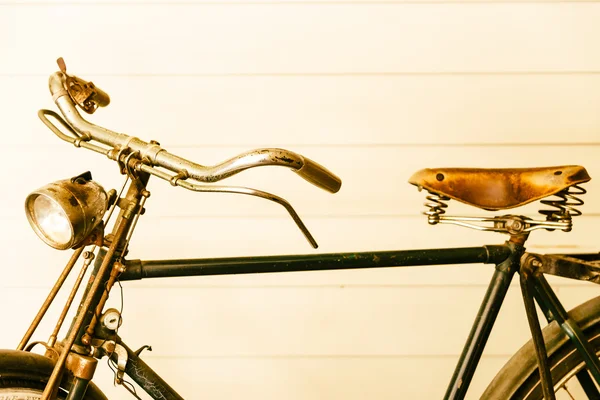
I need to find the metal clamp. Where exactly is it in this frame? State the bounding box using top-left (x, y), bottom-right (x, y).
top-left (66, 353), bottom-right (98, 380)
top-left (90, 339), bottom-right (128, 384)
top-left (169, 169), bottom-right (189, 186)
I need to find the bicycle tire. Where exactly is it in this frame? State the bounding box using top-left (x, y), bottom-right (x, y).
top-left (482, 294), bottom-right (600, 399)
top-left (0, 378), bottom-right (69, 399)
top-left (0, 350), bottom-right (107, 400)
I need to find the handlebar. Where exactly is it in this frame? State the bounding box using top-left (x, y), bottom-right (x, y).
top-left (48, 71), bottom-right (341, 194)
top-left (40, 62), bottom-right (342, 248)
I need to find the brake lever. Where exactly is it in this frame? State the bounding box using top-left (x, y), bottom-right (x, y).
top-left (136, 163), bottom-right (319, 248)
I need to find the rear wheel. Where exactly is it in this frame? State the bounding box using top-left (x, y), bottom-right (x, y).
top-left (482, 295), bottom-right (600, 399)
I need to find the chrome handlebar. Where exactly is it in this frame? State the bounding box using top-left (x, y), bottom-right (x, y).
top-left (40, 62), bottom-right (342, 248)
top-left (48, 71), bottom-right (341, 194)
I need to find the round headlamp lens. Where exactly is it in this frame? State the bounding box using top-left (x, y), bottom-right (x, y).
top-left (25, 174), bottom-right (108, 250)
top-left (29, 195), bottom-right (74, 247)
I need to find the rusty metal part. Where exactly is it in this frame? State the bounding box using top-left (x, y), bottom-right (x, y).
top-left (48, 250), bottom-right (97, 348)
top-left (111, 343), bottom-right (128, 384)
top-left (423, 191), bottom-right (449, 224)
top-left (116, 191), bottom-right (144, 220)
top-left (409, 166), bottom-right (590, 211)
top-left (66, 353), bottom-right (97, 380)
top-left (77, 223), bottom-right (105, 248)
top-left (25, 175), bottom-right (109, 250)
top-left (57, 58), bottom-right (110, 114)
top-left (47, 71), bottom-right (341, 193)
top-left (89, 339), bottom-right (115, 361)
top-left (508, 233), bottom-right (529, 246)
top-left (521, 253), bottom-right (600, 389)
top-left (519, 254), bottom-right (556, 400)
top-left (44, 348), bottom-right (59, 362)
top-left (22, 341), bottom-right (60, 360)
top-left (72, 175), bottom-right (149, 351)
top-left (17, 247), bottom-right (85, 351)
top-left (81, 261), bottom-right (126, 345)
top-left (40, 203), bottom-right (140, 400)
top-left (134, 345), bottom-right (152, 357)
top-left (539, 185), bottom-right (587, 231)
top-left (119, 245), bottom-right (511, 281)
top-left (120, 190), bottom-right (149, 258)
top-left (89, 339), bottom-right (128, 384)
top-left (419, 184), bottom-right (586, 233)
top-left (420, 211), bottom-right (574, 234)
top-left (530, 253), bottom-right (600, 284)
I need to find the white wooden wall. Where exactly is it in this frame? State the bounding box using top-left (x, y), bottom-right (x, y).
top-left (1, 1), bottom-right (599, 399)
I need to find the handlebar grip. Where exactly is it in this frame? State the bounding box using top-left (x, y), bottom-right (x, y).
top-left (295, 157), bottom-right (342, 193)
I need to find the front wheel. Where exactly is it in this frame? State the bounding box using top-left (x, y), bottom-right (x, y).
top-left (0, 378), bottom-right (70, 399)
top-left (482, 295), bottom-right (600, 399)
top-left (0, 350), bottom-right (107, 400)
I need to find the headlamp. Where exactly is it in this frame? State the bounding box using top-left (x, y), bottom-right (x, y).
top-left (25, 172), bottom-right (108, 250)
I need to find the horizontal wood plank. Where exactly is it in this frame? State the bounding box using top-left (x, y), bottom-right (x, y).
top-left (5, 74), bottom-right (600, 146)
top-left (87, 354), bottom-right (510, 400)
top-left (5, 0), bottom-right (598, 3)
top-left (1, 215), bottom-right (597, 287)
top-left (2, 4), bottom-right (600, 74)
top-left (555, 285), bottom-right (600, 311)
top-left (2, 146), bottom-right (598, 218)
top-left (3, 3), bottom-right (599, 399)
top-left (1, 286), bottom-right (538, 358)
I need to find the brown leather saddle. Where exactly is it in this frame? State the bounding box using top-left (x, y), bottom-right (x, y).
top-left (408, 165), bottom-right (591, 211)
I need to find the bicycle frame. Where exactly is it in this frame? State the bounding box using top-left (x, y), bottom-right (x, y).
top-left (99, 243), bottom-right (514, 400)
top-left (17, 170), bottom-right (600, 400)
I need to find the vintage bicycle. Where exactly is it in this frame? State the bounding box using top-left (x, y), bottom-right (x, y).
top-left (1, 58), bottom-right (600, 400)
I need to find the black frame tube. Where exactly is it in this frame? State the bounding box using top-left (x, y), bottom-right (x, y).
top-left (532, 271), bottom-right (600, 385)
top-left (110, 338), bottom-right (184, 400)
top-left (443, 241), bottom-right (523, 400)
top-left (120, 245), bottom-right (510, 281)
top-left (65, 377), bottom-right (90, 400)
top-left (520, 263), bottom-right (556, 400)
top-left (113, 243), bottom-right (512, 400)
top-left (113, 242), bottom-right (600, 400)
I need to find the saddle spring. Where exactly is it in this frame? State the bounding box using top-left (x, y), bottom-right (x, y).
top-left (423, 191), bottom-right (450, 225)
top-left (538, 184), bottom-right (586, 230)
